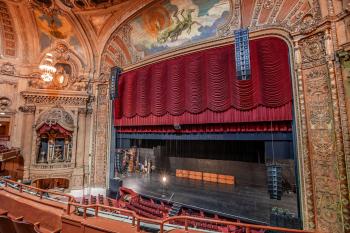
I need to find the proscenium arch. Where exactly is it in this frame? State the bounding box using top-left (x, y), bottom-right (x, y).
top-left (103, 25), bottom-right (312, 228)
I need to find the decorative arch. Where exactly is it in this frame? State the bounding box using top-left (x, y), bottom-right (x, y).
top-left (100, 0), bottom-right (322, 72)
top-left (35, 107), bottom-right (74, 164)
top-left (29, 42), bottom-right (89, 91)
top-left (36, 107), bottom-right (75, 132)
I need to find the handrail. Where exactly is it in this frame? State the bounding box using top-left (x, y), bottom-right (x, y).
top-left (66, 202), bottom-right (162, 232)
top-left (160, 216), bottom-right (315, 233)
top-left (0, 177), bottom-right (76, 204)
top-left (67, 201), bottom-right (316, 233)
top-left (0, 177), bottom-right (316, 233)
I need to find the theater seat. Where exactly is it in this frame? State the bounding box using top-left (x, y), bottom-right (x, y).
top-left (0, 209), bottom-right (7, 216)
top-left (13, 219), bottom-right (40, 233)
top-left (14, 221), bottom-right (61, 233)
top-left (0, 215), bottom-right (16, 233)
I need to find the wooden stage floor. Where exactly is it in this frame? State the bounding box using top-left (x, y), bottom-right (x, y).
top-left (120, 173), bottom-right (298, 225)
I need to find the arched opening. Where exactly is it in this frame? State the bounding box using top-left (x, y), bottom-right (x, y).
top-left (111, 36), bottom-right (300, 225)
top-left (35, 108), bottom-right (74, 164)
top-left (36, 124), bottom-right (73, 163)
top-left (33, 178), bottom-right (69, 190)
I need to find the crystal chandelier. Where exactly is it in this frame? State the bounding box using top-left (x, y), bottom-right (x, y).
top-left (39, 53), bottom-right (56, 82)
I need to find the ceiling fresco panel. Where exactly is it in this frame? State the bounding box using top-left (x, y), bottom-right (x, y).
top-left (33, 8), bottom-right (85, 61)
top-left (128, 0), bottom-right (230, 59)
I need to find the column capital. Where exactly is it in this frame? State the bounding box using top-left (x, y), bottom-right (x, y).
top-left (19, 105), bottom-right (36, 113)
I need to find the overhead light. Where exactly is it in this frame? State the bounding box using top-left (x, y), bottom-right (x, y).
top-left (0, 112), bottom-right (5, 115)
top-left (39, 53), bottom-right (56, 82)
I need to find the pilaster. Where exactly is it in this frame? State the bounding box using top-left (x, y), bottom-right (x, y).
top-left (19, 105), bottom-right (36, 179)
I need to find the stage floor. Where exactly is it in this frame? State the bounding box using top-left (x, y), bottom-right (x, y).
top-left (120, 173), bottom-right (298, 224)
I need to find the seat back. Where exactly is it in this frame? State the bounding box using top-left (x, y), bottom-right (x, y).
top-left (13, 220), bottom-right (36, 233)
top-left (34, 226), bottom-right (42, 233)
top-left (0, 215), bottom-right (16, 233)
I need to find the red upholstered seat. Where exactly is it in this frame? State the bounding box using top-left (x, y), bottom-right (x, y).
top-left (13, 219), bottom-right (39, 233)
top-left (0, 215), bottom-right (17, 233)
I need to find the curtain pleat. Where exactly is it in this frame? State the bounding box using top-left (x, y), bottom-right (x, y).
top-left (115, 37), bottom-right (292, 129)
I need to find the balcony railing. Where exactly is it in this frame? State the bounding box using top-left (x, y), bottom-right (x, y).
top-left (0, 177), bottom-right (317, 233)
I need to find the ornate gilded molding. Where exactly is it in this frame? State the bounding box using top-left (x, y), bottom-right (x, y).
top-left (36, 107), bottom-right (74, 130)
top-left (21, 90), bottom-right (90, 106)
top-left (299, 31), bottom-right (350, 233)
top-left (0, 1), bottom-right (16, 57)
top-left (0, 97), bottom-right (11, 112)
top-left (19, 105), bottom-right (36, 113)
top-left (299, 32), bottom-right (327, 68)
top-left (0, 79), bottom-right (17, 86)
top-left (0, 62), bottom-right (15, 75)
top-left (217, 0), bottom-right (240, 37)
top-left (92, 84), bottom-right (109, 186)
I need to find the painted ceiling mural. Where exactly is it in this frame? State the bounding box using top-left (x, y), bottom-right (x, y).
top-left (129, 0), bottom-right (230, 58)
top-left (33, 8), bottom-right (85, 60)
top-left (102, 0), bottom-right (323, 70)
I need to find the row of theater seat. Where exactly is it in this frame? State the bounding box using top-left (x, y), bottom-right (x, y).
top-left (138, 198), bottom-right (169, 212)
top-left (0, 209), bottom-right (61, 233)
top-left (126, 203), bottom-right (162, 219)
top-left (84, 191), bottom-right (265, 232)
top-left (130, 200), bottom-right (163, 217)
top-left (80, 194), bottom-right (119, 208)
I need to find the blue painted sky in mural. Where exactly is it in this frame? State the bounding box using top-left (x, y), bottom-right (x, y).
top-left (192, 0), bottom-right (221, 17)
top-left (130, 0), bottom-right (230, 58)
top-left (38, 14), bottom-right (63, 28)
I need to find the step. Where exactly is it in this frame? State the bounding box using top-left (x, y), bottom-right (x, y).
top-left (168, 203), bottom-right (182, 217)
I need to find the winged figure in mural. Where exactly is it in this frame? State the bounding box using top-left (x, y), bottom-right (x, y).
top-left (157, 8), bottom-right (201, 44)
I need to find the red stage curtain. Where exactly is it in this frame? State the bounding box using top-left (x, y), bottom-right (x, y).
top-left (37, 123), bottom-right (72, 137)
top-left (115, 37), bottom-right (292, 129)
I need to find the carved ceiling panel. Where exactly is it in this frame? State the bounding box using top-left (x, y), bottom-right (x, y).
top-left (0, 1), bottom-right (17, 57)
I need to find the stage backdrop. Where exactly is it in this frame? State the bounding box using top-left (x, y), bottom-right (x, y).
top-left (114, 37), bottom-right (292, 133)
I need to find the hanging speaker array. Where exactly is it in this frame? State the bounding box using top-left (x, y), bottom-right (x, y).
top-left (267, 165), bottom-right (282, 200)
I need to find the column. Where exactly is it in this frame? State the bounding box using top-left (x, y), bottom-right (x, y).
top-left (19, 105), bottom-right (36, 180)
top-left (76, 108), bottom-right (86, 167)
top-left (83, 108), bottom-right (93, 188)
top-left (71, 108), bottom-right (86, 189)
top-left (298, 32), bottom-right (350, 233)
